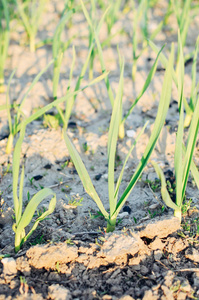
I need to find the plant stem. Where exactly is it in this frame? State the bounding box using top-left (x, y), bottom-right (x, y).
top-left (29, 34), bottom-right (35, 52)
top-left (174, 208), bottom-right (182, 223)
top-left (6, 133), bottom-right (14, 154)
top-left (106, 218), bottom-right (117, 233)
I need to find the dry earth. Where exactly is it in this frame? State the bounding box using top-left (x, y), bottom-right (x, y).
top-left (0, 1), bottom-right (199, 299)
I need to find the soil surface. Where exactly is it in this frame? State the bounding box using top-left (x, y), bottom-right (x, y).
top-left (0, 1), bottom-right (199, 299)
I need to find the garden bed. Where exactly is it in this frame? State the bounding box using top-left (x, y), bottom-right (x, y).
top-left (0, 0), bottom-right (199, 299)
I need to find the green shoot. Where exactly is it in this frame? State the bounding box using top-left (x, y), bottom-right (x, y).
top-left (64, 44), bottom-right (174, 232)
top-left (0, 0), bottom-right (10, 92)
top-left (81, 0), bottom-right (164, 139)
top-left (5, 60), bottom-right (54, 154)
top-left (152, 35), bottom-right (199, 222)
top-left (52, 8), bottom-right (75, 101)
top-left (12, 123), bottom-right (56, 252)
top-left (172, 0), bottom-right (192, 66)
top-left (15, 0), bottom-right (46, 52)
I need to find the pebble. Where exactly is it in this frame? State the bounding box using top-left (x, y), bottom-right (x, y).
top-left (118, 212), bottom-right (129, 219)
top-left (1, 257), bottom-right (17, 276)
top-left (48, 284), bottom-right (71, 300)
top-left (161, 285), bottom-right (174, 300)
top-left (152, 263), bottom-right (160, 273)
top-left (154, 250), bottom-right (163, 260)
top-left (140, 265), bottom-right (149, 275)
top-left (126, 130), bottom-right (136, 138)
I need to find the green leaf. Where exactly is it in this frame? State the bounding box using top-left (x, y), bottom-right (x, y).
top-left (174, 31), bottom-right (184, 207)
top-left (113, 43), bottom-right (175, 219)
top-left (12, 124), bottom-right (26, 224)
top-left (182, 96), bottom-right (199, 198)
top-left (114, 121), bottom-right (148, 201)
top-left (15, 188), bottom-right (56, 252)
top-left (122, 45), bottom-right (165, 123)
top-left (63, 131), bottom-right (109, 219)
top-left (151, 161), bottom-right (179, 210)
top-left (107, 58), bottom-right (124, 214)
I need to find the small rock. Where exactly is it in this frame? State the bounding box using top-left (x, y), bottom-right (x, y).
top-left (161, 285), bottom-right (174, 300)
top-left (154, 250), bottom-right (163, 261)
top-left (48, 284), bottom-right (71, 300)
top-left (118, 212), bottom-right (129, 219)
top-left (149, 237), bottom-right (165, 250)
top-left (139, 216), bottom-right (181, 239)
top-left (1, 257), bottom-right (17, 276)
top-left (140, 265), bottom-right (149, 275)
top-left (185, 248), bottom-right (199, 263)
top-left (126, 130), bottom-right (136, 138)
top-left (99, 231), bottom-right (141, 263)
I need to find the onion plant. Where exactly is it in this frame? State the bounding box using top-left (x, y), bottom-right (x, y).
top-left (53, 4), bottom-right (110, 131)
top-left (172, 0), bottom-right (192, 65)
top-left (151, 36), bottom-right (199, 223)
top-left (64, 44), bottom-right (174, 232)
top-left (15, 0), bottom-right (46, 52)
top-left (52, 8), bottom-right (76, 101)
top-left (130, 0), bottom-right (167, 81)
top-left (81, 0), bottom-right (164, 139)
top-left (148, 36), bottom-right (199, 128)
top-left (96, 0), bottom-right (122, 36)
top-left (15, 70), bottom-right (109, 133)
top-left (12, 123), bottom-right (56, 252)
top-left (0, 0), bottom-right (10, 93)
top-left (5, 60), bottom-right (54, 154)
top-left (85, 0), bottom-right (123, 80)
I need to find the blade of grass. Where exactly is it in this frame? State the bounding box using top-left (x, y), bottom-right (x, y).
top-left (151, 160), bottom-right (179, 210)
top-left (108, 58), bottom-right (124, 215)
top-left (63, 131), bottom-right (109, 219)
top-left (174, 31), bottom-right (184, 209)
top-left (113, 43), bottom-right (174, 219)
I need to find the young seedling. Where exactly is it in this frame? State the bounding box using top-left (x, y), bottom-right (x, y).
top-left (15, 0), bottom-right (46, 52)
top-left (5, 60), bottom-right (54, 154)
top-left (58, 15), bottom-right (111, 131)
top-left (12, 123), bottom-right (56, 252)
top-left (15, 70), bottom-right (109, 136)
top-left (64, 45), bottom-right (174, 232)
top-left (172, 0), bottom-right (192, 66)
top-left (148, 35), bottom-right (199, 128)
top-left (0, 0), bottom-right (10, 92)
top-left (52, 8), bottom-right (76, 101)
top-left (151, 36), bottom-right (199, 223)
top-left (81, 0), bottom-right (164, 139)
